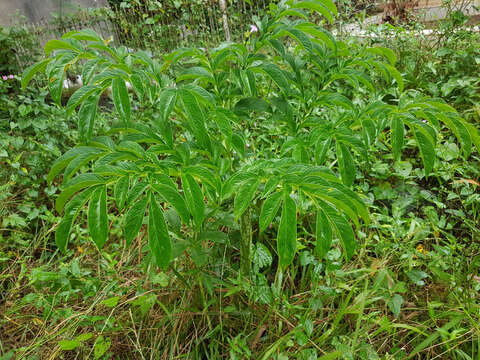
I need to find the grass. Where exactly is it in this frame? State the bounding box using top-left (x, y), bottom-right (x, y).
top-left (2, 204), bottom-right (479, 359)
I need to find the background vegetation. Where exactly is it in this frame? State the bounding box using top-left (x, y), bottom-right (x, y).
top-left (1, 1), bottom-right (480, 359)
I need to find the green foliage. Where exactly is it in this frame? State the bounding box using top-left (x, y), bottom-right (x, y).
top-left (0, 25), bottom-right (40, 76)
top-left (23, 0), bottom-right (479, 276)
top-left (2, 7), bottom-right (480, 359)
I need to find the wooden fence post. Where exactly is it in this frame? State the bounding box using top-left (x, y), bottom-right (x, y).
top-left (219, 0), bottom-right (231, 42)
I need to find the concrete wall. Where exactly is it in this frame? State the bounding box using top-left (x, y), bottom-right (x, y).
top-left (0, 0), bottom-right (107, 26)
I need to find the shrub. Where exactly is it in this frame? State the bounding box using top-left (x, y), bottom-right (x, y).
top-left (23, 0), bottom-right (479, 277)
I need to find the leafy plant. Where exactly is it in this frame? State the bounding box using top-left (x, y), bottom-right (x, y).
top-left (23, 0), bottom-right (479, 277)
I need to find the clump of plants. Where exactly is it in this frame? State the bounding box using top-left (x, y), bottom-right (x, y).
top-left (23, 0), bottom-right (479, 281)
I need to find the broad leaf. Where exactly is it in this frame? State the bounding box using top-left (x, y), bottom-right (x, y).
top-left (148, 197), bottom-right (172, 269)
top-left (112, 77), bottom-right (131, 123)
top-left (125, 196), bottom-right (148, 246)
top-left (259, 191), bottom-right (283, 233)
top-left (277, 193), bottom-right (297, 268)
top-left (181, 173), bottom-right (205, 229)
top-left (315, 209), bottom-right (332, 259)
top-left (88, 185), bottom-right (108, 249)
top-left (234, 178), bottom-right (260, 220)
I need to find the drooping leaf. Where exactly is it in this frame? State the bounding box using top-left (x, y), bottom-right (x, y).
top-left (179, 89), bottom-right (212, 151)
top-left (44, 39), bottom-right (81, 55)
top-left (321, 201), bottom-right (357, 260)
top-left (291, 1), bottom-right (336, 23)
top-left (88, 185), bottom-right (108, 249)
top-left (336, 142), bottom-right (355, 186)
top-left (21, 58), bottom-right (51, 89)
top-left (277, 193), bottom-right (297, 268)
top-left (157, 88), bottom-right (177, 146)
top-left (413, 127), bottom-right (436, 176)
top-left (55, 187), bottom-right (97, 252)
top-left (48, 146), bottom-right (104, 185)
top-left (148, 197), bottom-right (172, 269)
top-left (181, 173), bottom-right (205, 229)
top-left (259, 63), bottom-right (290, 94)
top-left (315, 137), bottom-right (331, 165)
top-left (234, 97), bottom-right (271, 114)
top-left (315, 209), bottom-right (332, 259)
top-left (152, 183), bottom-right (190, 224)
top-left (234, 178), bottom-right (260, 220)
top-left (124, 196), bottom-right (148, 246)
top-left (112, 77), bottom-right (131, 123)
top-left (66, 85), bottom-right (99, 113)
top-left (114, 176), bottom-right (129, 211)
top-left (78, 92), bottom-right (101, 142)
top-left (56, 174), bottom-right (106, 213)
top-left (391, 117), bottom-right (404, 161)
top-left (259, 191), bottom-right (283, 233)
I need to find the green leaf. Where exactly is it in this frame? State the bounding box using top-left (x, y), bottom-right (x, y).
top-left (284, 27), bottom-right (313, 53)
top-left (234, 178), bottom-right (260, 220)
top-left (66, 85), bottom-right (99, 113)
top-left (259, 63), bottom-right (290, 94)
top-left (48, 146), bottom-right (104, 185)
top-left (101, 296), bottom-right (120, 308)
top-left (181, 173), bottom-right (205, 229)
top-left (49, 66), bottom-right (66, 106)
top-left (126, 181), bottom-right (149, 206)
top-left (76, 333), bottom-right (93, 342)
top-left (413, 128), bottom-right (436, 176)
top-left (179, 89), bottom-right (211, 151)
top-left (321, 202), bottom-right (356, 260)
top-left (152, 183), bottom-right (190, 224)
top-left (63, 29), bottom-right (103, 42)
top-left (55, 187), bottom-right (97, 252)
top-left (94, 336), bottom-right (111, 360)
top-left (336, 142), bottom-right (355, 186)
top-left (277, 193), bottom-right (297, 268)
top-left (114, 176), bottom-right (129, 211)
top-left (21, 58), bottom-right (51, 89)
top-left (253, 243), bottom-right (273, 269)
top-left (291, 1), bottom-right (335, 23)
top-left (407, 270), bottom-right (428, 286)
top-left (177, 66), bottom-right (214, 83)
top-left (387, 294), bottom-right (403, 317)
top-left (78, 92), bottom-right (101, 142)
top-left (295, 23), bottom-right (337, 52)
top-left (315, 209), bottom-right (332, 259)
top-left (112, 77), bottom-right (131, 123)
top-left (213, 108), bottom-right (233, 140)
top-left (231, 133), bottom-right (246, 157)
top-left (315, 137), bottom-right (331, 165)
top-left (81, 59), bottom-right (101, 85)
top-left (157, 88), bottom-right (177, 146)
top-left (130, 73), bottom-right (145, 103)
top-left (59, 339), bottom-right (81, 351)
top-left (148, 197), bottom-right (172, 269)
top-left (259, 192), bottom-right (283, 233)
top-left (185, 165), bottom-right (221, 193)
top-left (384, 63), bottom-right (404, 92)
top-left (465, 122), bottom-right (480, 154)
top-left (234, 97), bottom-right (271, 114)
top-left (391, 117), bottom-right (404, 161)
top-left (88, 185), bottom-right (108, 249)
top-left (44, 39), bottom-right (80, 55)
top-left (124, 196), bottom-right (148, 246)
top-left (56, 174), bottom-right (105, 213)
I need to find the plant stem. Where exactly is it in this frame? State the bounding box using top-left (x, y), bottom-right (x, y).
top-left (239, 207), bottom-right (252, 278)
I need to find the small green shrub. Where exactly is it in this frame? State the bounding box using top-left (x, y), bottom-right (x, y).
top-left (23, 0), bottom-right (479, 277)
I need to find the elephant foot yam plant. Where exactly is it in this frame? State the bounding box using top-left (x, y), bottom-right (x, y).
top-left (22, 0), bottom-right (480, 277)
